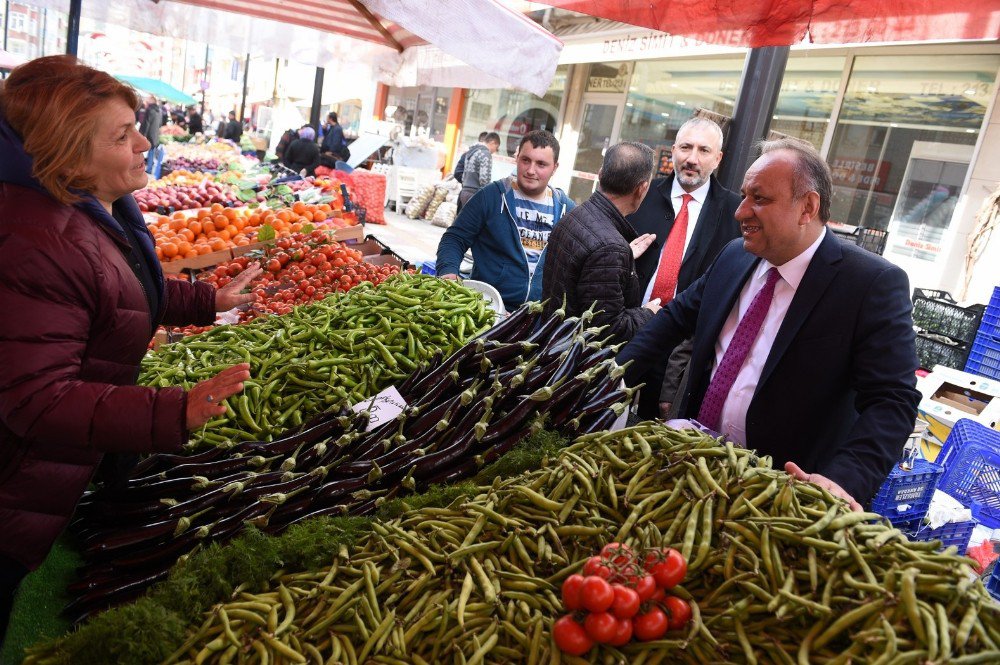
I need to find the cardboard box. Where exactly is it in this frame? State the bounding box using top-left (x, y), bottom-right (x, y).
top-left (161, 247), bottom-right (235, 271)
top-left (917, 365), bottom-right (1000, 461)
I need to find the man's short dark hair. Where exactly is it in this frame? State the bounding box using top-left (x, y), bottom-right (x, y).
top-left (518, 129), bottom-right (560, 163)
top-left (758, 138), bottom-right (832, 223)
top-left (484, 132), bottom-right (501, 146)
top-left (328, 112), bottom-right (338, 123)
top-left (599, 142), bottom-right (655, 197)
top-left (477, 131), bottom-right (488, 142)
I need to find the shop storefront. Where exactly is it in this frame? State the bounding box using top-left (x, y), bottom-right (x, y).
top-left (474, 23), bottom-right (1000, 302)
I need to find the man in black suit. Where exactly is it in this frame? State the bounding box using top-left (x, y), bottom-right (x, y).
top-left (618, 138), bottom-right (920, 507)
top-left (627, 117), bottom-right (741, 418)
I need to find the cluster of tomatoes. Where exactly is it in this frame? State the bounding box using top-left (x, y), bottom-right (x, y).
top-left (554, 543), bottom-right (692, 656)
top-left (209, 231), bottom-right (404, 318)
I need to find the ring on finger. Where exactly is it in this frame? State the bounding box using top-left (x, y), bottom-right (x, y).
top-left (206, 394), bottom-right (215, 403)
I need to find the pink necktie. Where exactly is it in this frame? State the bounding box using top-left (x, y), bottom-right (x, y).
top-left (697, 267), bottom-right (781, 431)
top-left (650, 194), bottom-right (694, 303)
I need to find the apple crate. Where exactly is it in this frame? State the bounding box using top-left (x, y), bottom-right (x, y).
top-left (871, 458), bottom-right (943, 525)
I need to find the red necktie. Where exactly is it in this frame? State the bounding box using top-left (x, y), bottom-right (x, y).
top-left (650, 194), bottom-right (694, 303)
top-left (697, 267), bottom-right (781, 431)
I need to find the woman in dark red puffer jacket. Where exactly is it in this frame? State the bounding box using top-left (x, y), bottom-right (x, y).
top-left (0, 56), bottom-right (262, 645)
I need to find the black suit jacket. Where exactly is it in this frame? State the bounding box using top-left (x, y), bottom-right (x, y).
top-left (627, 174), bottom-right (741, 296)
top-left (618, 232), bottom-right (921, 504)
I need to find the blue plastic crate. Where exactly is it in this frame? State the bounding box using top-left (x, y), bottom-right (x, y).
top-left (936, 423), bottom-right (1000, 520)
top-left (871, 458), bottom-right (943, 524)
top-left (965, 332), bottom-right (1000, 381)
top-left (988, 562), bottom-right (1000, 602)
top-left (936, 418), bottom-right (997, 470)
top-left (901, 518), bottom-right (977, 553)
top-left (419, 260), bottom-right (437, 276)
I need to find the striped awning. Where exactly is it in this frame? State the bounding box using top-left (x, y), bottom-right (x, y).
top-left (163, 0), bottom-right (427, 52)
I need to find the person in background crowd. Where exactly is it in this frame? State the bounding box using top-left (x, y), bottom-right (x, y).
top-left (320, 112), bottom-right (349, 162)
top-left (436, 130), bottom-right (575, 311)
top-left (0, 55), bottom-right (261, 647)
top-left (138, 95), bottom-right (162, 173)
top-left (542, 141), bottom-right (660, 344)
top-left (617, 138), bottom-right (921, 509)
top-left (275, 127), bottom-right (298, 163)
top-left (224, 110), bottom-right (242, 142)
top-left (186, 106), bottom-right (203, 135)
top-left (626, 117), bottom-right (742, 419)
top-left (283, 125), bottom-right (320, 176)
top-left (453, 131), bottom-right (489, 186)
top-left (458, 132), bottom-right (501, 211)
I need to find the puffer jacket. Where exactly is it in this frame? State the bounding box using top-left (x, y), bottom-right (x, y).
top-left (0, 114), bottom-right (217, 570)
top-left (541, 191), bottom-right (654, 344)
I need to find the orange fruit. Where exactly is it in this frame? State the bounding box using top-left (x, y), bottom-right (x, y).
top-left (276, 211), bottom-right (291, 223)
top-left (196, 243), bottom-right (212, 255)
top-left (188, 220), bottom-right (203, 236)
top-left (209, 238), bottom-right (227, 251)
top-left (292, 201), bottom-right (306, 215)
top-left (160, 242), bottom-right (178, 258)
top-left (181, 229), bottom-right (195, 242)
top-left (312, 211), bottom-right (327, 222)
top-left (217, 230), bottom-right (231, 242)
top-left (177, 241), bottom-right (192, 256)
top-left (226, 224), bottom-right (239, 237)
top-left (210, 203), bottom-right (224, 213)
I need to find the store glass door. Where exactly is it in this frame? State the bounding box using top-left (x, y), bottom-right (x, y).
top-left (568, 98), bottom-right (622, 203)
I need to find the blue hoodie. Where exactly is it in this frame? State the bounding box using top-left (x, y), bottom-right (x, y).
top-left (436, 177), bottom-right (574, 311)
top-left (0, 114), bottom-right (167, 321)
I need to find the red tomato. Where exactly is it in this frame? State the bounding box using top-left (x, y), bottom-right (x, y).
top-left (633, 607), bottom-right (669, 642)
top-left (610, 585), bottom-right (640, 619)
top-left (648, 548), bottom-right (687, 589)
top-left (552, 615), bottom-right (593, 656)
top-left (608, 617), bottom-right (633, 647)
top-left (583, 556), bottom-right (612, 580)
top-left (664, 596), bottom-right (692, 630)
top-left (634, 574), bottom-right (658, 602)
top-left (649, 586), bottom-right (667, 603)
top-left (583, 612), bottom-right (618, 644)
top-left (600, 542), bottom-right (633, 566)
top-left (266, 259), bottom-right (281, 274)
top-left (561, 574), bottom-right (585, 611)
top-left (581, 576), bottom-right (614, 613)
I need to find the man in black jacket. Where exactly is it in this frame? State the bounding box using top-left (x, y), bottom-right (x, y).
top-left (542, 142), bottom-right (659, 344)
top-left (627, 117), bottom-right (741, 418)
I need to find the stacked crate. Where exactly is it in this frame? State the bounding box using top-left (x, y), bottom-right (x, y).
top-left (911, 288), bottom-right (985, 371)
top-left (965, 286), bottom-right (1000, 380)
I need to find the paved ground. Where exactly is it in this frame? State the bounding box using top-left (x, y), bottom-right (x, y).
top-left (362, 209), bottom-right (447, 270)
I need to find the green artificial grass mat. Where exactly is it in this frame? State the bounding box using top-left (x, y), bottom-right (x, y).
top-left (1, 537), bottom-right (79, 665)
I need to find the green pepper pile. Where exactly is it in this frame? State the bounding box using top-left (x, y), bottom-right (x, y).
top-left (141, 273), bottom-right (495, 447)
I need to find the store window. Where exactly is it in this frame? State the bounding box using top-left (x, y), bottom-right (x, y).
top-left (771, 55), bottom-right (846, 148)
top-left (619, 56), bottom-right (745, 169)
top-left (460, 64), bottom-right (568, 157)
top-left (826, 53), bottom-right (1000, 253)
top-left (385, 86), bottom-right (452, 142)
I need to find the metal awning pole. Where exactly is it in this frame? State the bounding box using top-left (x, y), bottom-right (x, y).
top-left (66, 0), bottom-right (82, 56)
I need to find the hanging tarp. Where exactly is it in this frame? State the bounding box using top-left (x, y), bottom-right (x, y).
top-left (26, 0), bottom-right (561, 95)
top-left (534, 1), bottom-right (1000, 48)
top-left (114, 75), bottom-right (197, 105)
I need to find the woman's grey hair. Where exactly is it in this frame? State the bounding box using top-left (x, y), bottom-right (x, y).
top-left (599, 141), bottom-right (655, 197)
top-left (758, 138), bottom-right (832, 222)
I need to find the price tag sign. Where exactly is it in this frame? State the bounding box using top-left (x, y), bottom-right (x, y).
top-left (351, 386), bottom-right (408, 431)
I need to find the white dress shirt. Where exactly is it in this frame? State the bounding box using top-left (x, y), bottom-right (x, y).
top-left (712, 227), bottom-right (827, 445)
top-left (641, 178), bottom-right (711, 304)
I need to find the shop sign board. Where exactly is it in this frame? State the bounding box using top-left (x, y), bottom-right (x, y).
top-left (586, 62), bottom-right (633, 93)
top-left (830, 158), bottom-right (891, 192)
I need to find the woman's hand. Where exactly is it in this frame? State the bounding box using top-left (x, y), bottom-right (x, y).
top-left (185, 363), bottom-right (251, 430)
top-left (215, 264), bottom-right (263, 312)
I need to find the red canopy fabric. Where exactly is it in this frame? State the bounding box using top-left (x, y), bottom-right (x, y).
top-left (535, 1), bottom-right (1000, 48)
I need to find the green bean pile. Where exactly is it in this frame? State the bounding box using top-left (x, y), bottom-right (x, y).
top-left (141, 274), bottom-right (495, 447)
top-left (118, 423), bottom-right (999, 664)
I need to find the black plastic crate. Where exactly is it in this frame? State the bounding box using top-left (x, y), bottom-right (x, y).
top-left (912, 288), bottom-right (985, 344)
top-left (363, 234), bottom-right (411, 270)
top-left (914, 332), bottom-right (969, 371)
top-left (857, 227), bottom-right (888, 255)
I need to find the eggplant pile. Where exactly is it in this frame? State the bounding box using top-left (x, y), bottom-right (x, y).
top-left (68, 301), bottom-right (632, 621)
